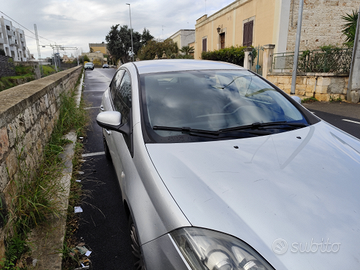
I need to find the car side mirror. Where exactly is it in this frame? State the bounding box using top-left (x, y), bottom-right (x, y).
top-left (291, 95), bottom-right (302, 104)
top-left (96, 111), bottom-right (130, 135)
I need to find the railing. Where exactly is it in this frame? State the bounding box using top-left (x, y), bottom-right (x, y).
top-left (272, 48), bottom-right (352, 74)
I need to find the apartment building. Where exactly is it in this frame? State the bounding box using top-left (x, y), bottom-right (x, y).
top-left (0, 16), bottom-right (29, 61)
top-left (89, 42), bottom-right (109, 55)
top-left (195, 0), bottom-right (360, 59)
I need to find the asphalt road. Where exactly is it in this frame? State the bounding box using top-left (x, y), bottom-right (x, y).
top-left (75, 69), bottom-right (360, 270)
top-left (76, 67), bottom-right (133, 270)
top-left (303, 101), bottom-right (360, 139)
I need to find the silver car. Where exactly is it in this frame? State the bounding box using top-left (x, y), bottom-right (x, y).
top-left (96, 59), bottom-right (360, 270)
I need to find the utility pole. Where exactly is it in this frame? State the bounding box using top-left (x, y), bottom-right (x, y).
top-left (42, 45), bottom-right (78, 71)
top-left (347, 5), bottom-right (360, 102)
top-left (126, 3), bottom-right (134, 62)
top-left (291, 0), bottom-right (304, 95)
top-left (34, 24), bottom-right (43, 77)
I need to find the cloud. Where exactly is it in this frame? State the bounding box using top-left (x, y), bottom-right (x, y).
top-left (1, 0), bottom-right (235, 58)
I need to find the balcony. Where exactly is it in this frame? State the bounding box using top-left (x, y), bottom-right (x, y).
top-left (0, 37), bottom-right (4, 44)
top-left (6, 29), bottom-right (13, 36)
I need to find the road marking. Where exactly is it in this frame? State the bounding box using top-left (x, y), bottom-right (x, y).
top-left (84, 106), bottom-right (100, 110)
top-left (82, 151), bottom-right (105, 157)
top-left (342, 119), bottom-right (360, 125)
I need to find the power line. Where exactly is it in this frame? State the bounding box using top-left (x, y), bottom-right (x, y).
top-left (0, 10), bottom-right (56, 44)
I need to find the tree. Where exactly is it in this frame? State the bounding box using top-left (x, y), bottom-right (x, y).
top-left (141, 28), bottom-right (153, 46)
top-left (83, 54), bottom-right (90, 62)
top-left (180, 45), bottom-right (194, 55)
top-left (137, 39), bottom-right (178, 60)
top-left (342, 10), bottom-right (358, 47)
top-left (105, 25), bottom-right (153, 63)
top-left (0, 49), bottom-right (5, 56)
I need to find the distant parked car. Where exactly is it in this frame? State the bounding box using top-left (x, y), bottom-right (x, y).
top-left (102, 64), bottom-right (109, 68)
top-left (96, 59), bottom-right (360, 270)
top-left (84, 62), bottom-right (94, 70)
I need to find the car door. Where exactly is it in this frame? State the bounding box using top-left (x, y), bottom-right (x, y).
top-left (107, 69), bottom-right (133, 189)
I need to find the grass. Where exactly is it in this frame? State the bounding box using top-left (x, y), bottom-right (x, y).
top-left (41, 65), bottom-right (56, 77)
top-left (329, 96), bottom-right (342, 102)
top-left (301, 97), bottom-right (318, 103)
top-left (1, 71), bottom-right (87, 269)
top-left (0, 65), bottom-right (57, 92)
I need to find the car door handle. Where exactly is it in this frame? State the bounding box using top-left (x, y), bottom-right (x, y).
top-left (100, 105), bottom-right (105, 111)
top-left (105, 129), bottom-right (111, 135)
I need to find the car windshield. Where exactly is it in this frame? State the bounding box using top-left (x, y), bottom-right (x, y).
top-left (141, 70), bottom-right (308, 142)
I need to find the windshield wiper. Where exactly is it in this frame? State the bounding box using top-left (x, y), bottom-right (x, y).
top-left (220, 121), bottom-right (308, 133)
top-left (153, 125), bottom-right (221, 136)
top-left (153, 125), bottom-right (272, 136)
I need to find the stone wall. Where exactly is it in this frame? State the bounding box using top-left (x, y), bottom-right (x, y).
top-left (0, 66), bottom-right (82, 194)
top-left (267, 73), bottom-right (349, 101)
top-left (287, 0), bottom-right (360, 52)
top-left (0, 55), bottom-right (16, 78)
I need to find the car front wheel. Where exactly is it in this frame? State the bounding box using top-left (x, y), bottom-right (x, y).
top-left (129, 215), bottom-right (146, 270)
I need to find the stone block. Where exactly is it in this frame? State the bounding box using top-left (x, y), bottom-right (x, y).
top-left (314, 93), bottom-right (329, 102)
top-left (318, 77), bottom-right (331, 86)
top-left (23, 107), bottom-right (33, 130)
top-left (297, 90), bottom-right (305, 96)
top-left (305, 85), bottom-right (314, 93)
top-left (0, 162), bottom-right (9, 190)
top-left (350, 90), bottom-right (360, 103)
top-left (5, 149), bottom-right (17, 179)
top-left (44, 94), bottom-right (49, 108)
top-left (0, 127), bottom-right (9, 161)
top-left (328, 78), bottom-right (345, 94)
top-left (278, 76), bottom-right (291, 85)
top-left (316, 85), bottom-right (329, 94)
top-left (307, 77), bottom-right (316, 85)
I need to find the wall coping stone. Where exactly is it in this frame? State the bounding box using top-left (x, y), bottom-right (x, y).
top-left (0, 66), bottom-right (82, 127)
top-left (269, 72), bottom-right (348, 77)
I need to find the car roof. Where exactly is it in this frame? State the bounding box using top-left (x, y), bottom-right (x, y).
top-left (130, 59), bottom-right (244, 74)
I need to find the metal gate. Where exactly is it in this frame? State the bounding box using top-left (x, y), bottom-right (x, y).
top-left (250, 45), bottom-right (264, 75)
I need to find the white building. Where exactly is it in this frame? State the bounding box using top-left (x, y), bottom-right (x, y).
top-left (169, 29), bottom-right (195, 50)
top-left (0, 16), bottom-right (29, 61)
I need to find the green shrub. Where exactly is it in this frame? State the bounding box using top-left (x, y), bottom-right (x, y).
top-left (201, 46), bottom-right (250, 66)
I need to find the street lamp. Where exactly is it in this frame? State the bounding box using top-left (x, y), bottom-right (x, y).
top-left (126, 3), bottom-right (134, 62)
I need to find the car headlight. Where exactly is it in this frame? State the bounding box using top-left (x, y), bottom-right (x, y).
top-left (171, 227), bottom-right (274, 270)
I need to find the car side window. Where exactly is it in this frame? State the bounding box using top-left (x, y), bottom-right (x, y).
top-left (113, 70), bottom-right (132, 125)
top-left (110, 69), bottom-right (125, 102)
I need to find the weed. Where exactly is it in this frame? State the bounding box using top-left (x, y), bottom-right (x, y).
top-left (329, 96), bottom-right (342, 102)
top-left (301, 97), bottom-right (318, 103)
top-left (1, 71), bottom-right (87, 267)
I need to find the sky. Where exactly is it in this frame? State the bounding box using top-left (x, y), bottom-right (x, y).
top-left (1, 0), bottom-right (235, 59)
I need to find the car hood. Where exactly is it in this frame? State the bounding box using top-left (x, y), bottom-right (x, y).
top-left (146, 121), bottom-right (360, 270)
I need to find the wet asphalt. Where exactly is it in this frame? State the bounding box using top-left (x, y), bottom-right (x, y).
top-left (76, 68), bottom-right (133, 270)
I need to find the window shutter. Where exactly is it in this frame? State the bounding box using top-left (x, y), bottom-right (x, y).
top-left (243, 21), bottom-right (253, 47)
top-left (202, 38), bottom-right (207, 52)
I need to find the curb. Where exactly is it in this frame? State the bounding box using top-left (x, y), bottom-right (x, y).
top-left (28, 72), bottom-right (84, 269)
top-left (29, 132), bottom-right (76, 269)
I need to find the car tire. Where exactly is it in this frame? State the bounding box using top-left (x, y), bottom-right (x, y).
top-left (103, 135), bottom-right (111, 160)
top-left (128, 215), bottom-right (146, 270)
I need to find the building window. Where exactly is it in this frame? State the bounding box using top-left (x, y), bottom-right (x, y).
top-left (202, 38), bottom-right (207, 52)
top-left (243, 20), bottom-right (253, 47)
top-left (220, 33), bottom-right (225, 49)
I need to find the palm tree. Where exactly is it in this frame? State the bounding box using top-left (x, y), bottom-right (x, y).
top-left (180, 46), bottom-right (195, 55)
top-left (341, 10), bottom-right (358, 47)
